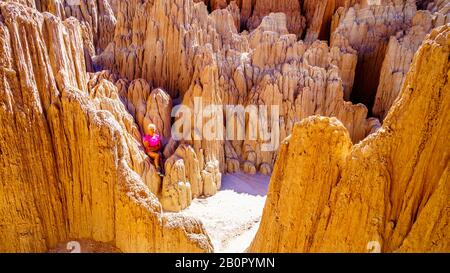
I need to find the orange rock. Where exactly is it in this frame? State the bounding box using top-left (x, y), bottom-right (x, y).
top-left (303, 0), bottom-right (363, 42)
top-left (373, 8), bottom-right (449, 120)
top-left (331, 0), bottom-right (417, 109)
top-left (249, 25), bottom-right (450, 253)
top-left (0, 2), bottom-right (212, 253)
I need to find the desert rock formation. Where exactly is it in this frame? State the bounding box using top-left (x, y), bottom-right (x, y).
top-left (97, 0), bottom-right (379, 181)
top-left (0, 2), bottom-right (212, 253)
top-left (1, 0), bottom-right (449, 253)
top-left (373, 6), bottom-right (449, 120)
top-left (4, 0), bottom-right (117, 73)
top-left (303, 0), bottom-right (364, 42)
top-left (331, 0), bottom-right (417, 109)
top-left (195, 0), bottom-right (305, 35)
top-left (250, 24), bottom-right (450, 252)
top-left (6, 0), bottom-right (116, 52)
top-left (197, 0), bottom-right (367, 41)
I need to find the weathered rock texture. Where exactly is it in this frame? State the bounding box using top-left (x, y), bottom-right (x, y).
top-left (331, 0), bottom-right (417, 109)
top-left (303, 0), bottom-right (364, 42)
top-left (0, 2), bottom-right (212, 253)
top-left (89, 67), bottom-right (223, 212)
top-left (7, 0), bottom-right (117, 53)
top-left (98, 0), bottom-right (378, 181)
top-left (246, 0), bottom-right (306, 36)
top-left (249, 24), bottom-right (450, 253)
top-left (5, 0), bottom-right (117, 72)
top-left (197, 0), bottom-right (367, 41)
top-left (195, 0), bottom-right (305, 35)
top-left (373, 7), bottom-right (449, 120)
top-left (161, 144), bottom-right (221, 212)
top-left (421, 0), bottom-right (450, 11)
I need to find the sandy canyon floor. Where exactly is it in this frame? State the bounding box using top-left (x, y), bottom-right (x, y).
top-left (171, 173), bottom-right (270, 253)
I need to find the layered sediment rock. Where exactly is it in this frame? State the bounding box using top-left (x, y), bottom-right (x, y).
top-left (250, 25), bottom-right (450, 253)
top-left (373, 7), bottom-right (449, 120)
top-left (0, 2), bottom-right (212, 253)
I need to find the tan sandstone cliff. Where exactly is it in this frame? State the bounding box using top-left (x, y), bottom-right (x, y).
top-left (331, 0), bottom-right (417, 108)
top-left (0, 2), bottom-right (212, 253)
top-left (4, 0), bottom-right (117, 72)
top-left (249, 24), bottom-right (450, 253)
top-left (1, 0), bottom-right (449, 253)
top-left (373, 6), bottom-right (449, 120)
top-left (97, 0), bottom-right (378, 179)
top-left (303, 0), bottom-right (365, 42)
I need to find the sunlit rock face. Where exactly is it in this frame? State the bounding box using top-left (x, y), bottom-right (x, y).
top-left (194, 0), bottom-right (305, 35)
top-left (0, 2), bottom-right (212, 253)
top-left (4, 0), bottom-right (117, 71)
top-left (97, 0), bottom-right (379, 182)
top-left (331, 0), bottom-right (417, 110)
top-left (373, 6), bottom-right (449, 120)
top-left (303, 0), bottom-right (364, 42)
top-left (250, 25), bottom-right (450, 253)
top-left (0, 0), bottom-right (448, 253)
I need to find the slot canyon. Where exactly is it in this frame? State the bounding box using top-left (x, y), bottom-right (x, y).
top-left (0, 0), bottom-right (449, 253)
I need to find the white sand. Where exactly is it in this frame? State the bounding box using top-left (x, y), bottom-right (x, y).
top-left (176, 172), bottom-right (270, 253)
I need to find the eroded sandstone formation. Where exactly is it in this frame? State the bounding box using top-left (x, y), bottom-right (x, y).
top-left (1, 0), bottom-right (449, 253)
top-left (12, 0), bottom-right (116, 53)
top-left (196, 0), bottom-right (369, 41)
top-left (373, 6), bottom-right (449, 120)
top-left (0, 2), bottom-right (212, 253)
top-left (249, 24), bottom-right (450, 253)
top-left (97, 0), bottom-right (379, 183)
top-left (195, 0), bottom-right (305, 35)
top-left (246, 0), bottom-right (306, 36)
top-left (5, 0), bottom-right (117, 72)
top-left (331, 0), bottom-right (417, 109)
top-left (303, 0), bottom-right (364, 42)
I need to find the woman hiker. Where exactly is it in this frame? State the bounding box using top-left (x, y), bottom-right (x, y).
top-left (143, 123), bottom-right (164, 176)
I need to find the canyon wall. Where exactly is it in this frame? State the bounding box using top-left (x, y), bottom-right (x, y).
top-left (0, 2), bottom-right (212, 253)
top-left (303, 0), bottom-right (364, 42)
top-left (4, 0), bottom-right (117, 71)
top-left (331, 0), bottom-right (417, 110)
top-left (196, 0), bottom-right (367, 41)
top-left (249, 24), bottom-right (450, 253)
top-left (195, 0), bottom-right (305, 34)
top-left (1, 0), bottom-right (448, 252)
top-left (373, 6), bottom-right (449, 120)
top-left (97, 0), bottom-right (378, 181)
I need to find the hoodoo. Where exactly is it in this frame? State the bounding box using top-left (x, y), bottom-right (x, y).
top-left (250, 25), bottom-right (450, 253)
top-left (0, 0), bottom-right (448, 253)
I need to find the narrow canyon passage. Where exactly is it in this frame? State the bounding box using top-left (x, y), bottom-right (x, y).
top-left (172, 173), bottom-right (270, 253)
top-left (0, 0), bottom-right (448, 254)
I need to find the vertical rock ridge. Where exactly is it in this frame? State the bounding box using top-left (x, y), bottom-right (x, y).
top-left (249, 24), bottom-right (450, 253)
top-left (0, 2), bottom-right (212, 253)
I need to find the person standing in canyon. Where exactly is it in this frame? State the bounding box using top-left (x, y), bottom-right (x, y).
top-left (143, 124), bottom-right (164, 176)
